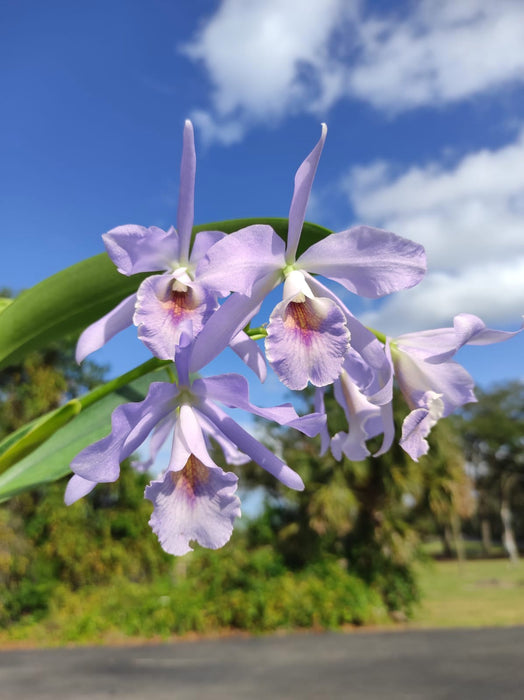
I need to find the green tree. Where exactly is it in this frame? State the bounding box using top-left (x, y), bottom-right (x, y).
top-left (456, 381), bottom-right (524, 561)
top-left (0, 307), bottom-right (170, 624)
top-left (409, 417), bottom-right (475, 560)
top-left (244, 386), bottom-right (476, 615)
top-left (0, 337), bottom-right (105, 440)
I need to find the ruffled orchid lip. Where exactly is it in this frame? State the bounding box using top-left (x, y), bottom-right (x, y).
top-left (265, 292), bottom-right (350, 390)
top-left (145, 453), bottom-right (241, 556)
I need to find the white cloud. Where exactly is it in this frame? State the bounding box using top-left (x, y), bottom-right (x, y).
top-left (182, 0), bottom-right (524, 142)
top-left (182, 0), bottom-right (353, 143)
top-left (349, 0), bottom-right (524, 113)
top-left (344, 131), bottom-right (524, 333)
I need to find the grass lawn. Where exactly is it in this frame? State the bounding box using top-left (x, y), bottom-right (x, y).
top-left (411, 557), bottom-right (524, 628)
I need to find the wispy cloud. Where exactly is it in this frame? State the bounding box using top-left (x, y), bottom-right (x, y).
top-left (182, 0), bottom-right (524, 143)
top-left (348, 0), bottom-right (524, 113)
top-left (181, 0), bottom-right (353, 144)
top-left (344, 129), bottom-right (524, 333)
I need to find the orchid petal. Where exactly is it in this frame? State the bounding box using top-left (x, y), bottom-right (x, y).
top-left (194, 408), bottom-right (250, 466)
top-left (168, 417), bottom-right (192, 472)
top-left (229, 331), bottom-right (267, 382)
top-left (64, 475), bottom-right (97, 505)
top-left (190, 278), bottom-right (274, 373)
top-left (452, 313), bottom-right (524, 351)
top-left (103, 225), bottom-right (179, 275)
top-left (177, 120), bottom-right (196, 264)
top-left (284, 412), bottom-right (327, 438)
top-left (394, 327), bottom-right (458, 363)
top-left (315, 388), bottom-right (331, 456)
top-left (286, 123), bottom-right (327, 262)
top-left (297, 226), bottom-right (426, 298)
top-left (70, 382), bottom-right (176, 483)
top-left (373, 402), bottom-right (395, 458)
top-left (306, 274), bottom-right (392, 402)
top-left (75, 293), bottom-right (136, 363)
top-left (197, 225), bottom-right (285, 296)
top-left (265, 295), bottom-right (350, 390)
top-left (195, 373), bottom-right (324, 438)
top-left (198, 400), bottom-right (304, 491)
top-left (393, 345), bottom-right (476, 416)
top-left (178, 405), bottom-right (218, 470)
top-left (331, 372), bottom-right (383, 461)
top-left (131, 413), bottom-right (174, 473)
top-left (195, 374), bottom-right (297, 423)
top-left (400, 391), bottom-right (444, 462)
top-left (134, 275), bottom-right (217, 360)
top-left (392, 312), bottom-right (523, 367)
top-left (188, 230), bottom-right (226, 266)
top-left (145, 456), bottom-right (240, 555)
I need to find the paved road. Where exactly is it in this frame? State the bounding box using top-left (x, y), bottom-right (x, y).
top-left (1, 627), bottom-right (524, 699)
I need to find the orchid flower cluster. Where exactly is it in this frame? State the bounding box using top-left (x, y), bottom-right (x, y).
top-left (65, 120), bottom-right (522, 556)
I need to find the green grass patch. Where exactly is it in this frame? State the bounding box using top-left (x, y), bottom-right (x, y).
top-left (412, 557), bottom-right (524, 628)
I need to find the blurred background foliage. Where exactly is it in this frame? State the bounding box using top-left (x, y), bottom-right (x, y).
top-left (1, 314), bottom-right (523, 644)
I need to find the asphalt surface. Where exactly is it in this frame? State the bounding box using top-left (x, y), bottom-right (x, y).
top-left (1, 627), bottom-right (524, 699)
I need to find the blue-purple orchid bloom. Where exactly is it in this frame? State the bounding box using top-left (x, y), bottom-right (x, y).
top-left (65, 338), bottom-right (325, 555)
top-left (194, 124), bottom-right (426, 390)
top-left (317, 312), bottom-right (523, 464)
top-left (75, 120), bottom-right (265, 379)
top-left (390, 313), bottom-right (524, 461)
top-left (64, 116), bottom-right (524, 559)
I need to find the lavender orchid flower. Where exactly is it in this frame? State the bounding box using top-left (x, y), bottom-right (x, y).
top-left (75, 120), bottom-right (265, 380)
top-left (390, 313), bottom-right (524, 461)
top-left (327, 350), bottom-right (395, 463)
top-left (313, 284), bottom-right (395, 462)
top-left (65, 339), bottom-right (325, 555)
top-left (195, 124), bottom-right (426, 390)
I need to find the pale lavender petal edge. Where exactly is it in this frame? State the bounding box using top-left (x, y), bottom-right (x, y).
top-left (265, 295), bottom-right (350, 390)
top-left (229, 331), bottom-right (267, 382)
top-left (177, 120), bottom-right (196, 263)
top-left (64, 474), bottom-right (97, 505)
top-left (298, 226), bottom-right (426, 299)
top-left (197, 225), bottom-right (284, 296)
top-left (76, 293), bottom-right (136, 363)
top-left (70, 382), bottom-right (176, 483)
top-left (198, 400), bottom-right (305, 491)
top-left (145, 463), bottom-right (240, 556)
top-left (286, 123), bottom-right (327, 262)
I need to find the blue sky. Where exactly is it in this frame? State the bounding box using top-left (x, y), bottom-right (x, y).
top-left (2, 0), bottom-right (524, 401)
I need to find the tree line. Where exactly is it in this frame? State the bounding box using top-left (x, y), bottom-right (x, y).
top-left (1, 326), bottom-right (522, 632)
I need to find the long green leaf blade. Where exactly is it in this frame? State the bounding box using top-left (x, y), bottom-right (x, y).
top-left (0, 254), bottom-right (148, 370)
top-left (0, 367), bottom-right (172, 502)
top-left (0, 358), bottom-right (169, 475)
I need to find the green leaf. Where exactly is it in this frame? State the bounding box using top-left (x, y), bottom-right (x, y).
top-left (0, 297), bottom-right (13, 314)
top-left (0, 254), bottom-right (148, 371)
top-left (0, 219), bottom-right (332, 370)
top-left (0, 357), bottom-right (169, 476)
top-left (0, 400), bottom-right (82, 473)
top-left (0, 366), bottom-right (173, 503)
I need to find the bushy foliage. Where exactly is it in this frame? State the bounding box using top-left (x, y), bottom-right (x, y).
top-left (240, 387), bottom-right (478, 616)
top-left (0, 464), bottom-right (171, 626)
top-left (1, 543), bottom-right (389, 645)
